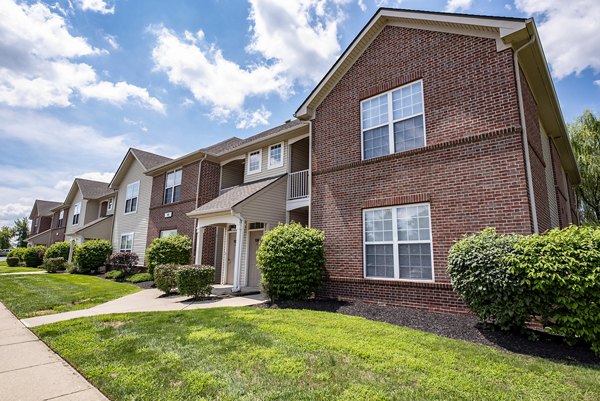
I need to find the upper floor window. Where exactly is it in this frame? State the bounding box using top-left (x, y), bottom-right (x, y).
top-left (363, 203), bottom-right (432, 281)
top-left (247, 150), bottom-right (262, 175)
top-left (125, 181), bottom-right (140, 214)
top-left (268, 143), bottom-right (284, 169)
top-left (164, 169), bottom-right (182, 204)
top-left (58, 210), bottom-right (64, 228)
top-left (107, 198), bottom-right (113, 212)
top-left (361, 80), bottom-right (425, 160)
top-left (72, 202), bottom-right (81, 225)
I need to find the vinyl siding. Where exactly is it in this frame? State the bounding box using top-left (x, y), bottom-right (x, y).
top-left (243, 141), bottom-right (289, 183)
top-left (290, 137), bottom-right (310, 172)
top-left (65, 190), bottom-right (85, 235)
top-left (111, 159), bottom-right (153, 265)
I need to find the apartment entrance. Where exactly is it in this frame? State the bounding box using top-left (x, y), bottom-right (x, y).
top-left (246, 228), bottom-right (263, 287)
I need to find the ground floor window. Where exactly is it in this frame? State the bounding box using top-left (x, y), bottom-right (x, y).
top-left (363, 203), bottom-right (433, 280)
top-left (119, 233), bottom-right (134, 252)
top-left (160, 229), bottom-right (177, 238)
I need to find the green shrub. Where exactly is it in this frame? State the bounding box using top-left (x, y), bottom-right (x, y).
top-left (507, 226), bottom-right (600, 354)
top-left (24, 245), bottom-right (46, 267)
top-left (105, 270), bottom-right (125, 280)
top-left (126, 273), bottom-right (153, 283)
top-left (6, 257), bottom-right (19, 267)
top-left (256, 223), bottom-right (325, 302)
top-left (176, 265), bottom-right (214, 299)
top-left (44, 241), bottom-right (71, 261)
top-left (73, 240), bottom-right (112, 274)
top-left (154, 264), bottom-right (180, 294)
top-left (43, 257), bottom-right (66, 273)
top-left (447, 228), bottom-right (532, 330)
top-left (65, 262), bottom-right (78, 274)
top-left (109, 252), bottom-right (139, 274)
top-left (146, 235), bottom-right (191, 276)
top-left (8, 247), bottom-right (28, 263)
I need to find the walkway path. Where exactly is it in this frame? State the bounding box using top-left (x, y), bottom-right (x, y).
top-left (23, 289), bottom-right (266, 327)
top-left (0, 302), bottom-right (109, 401)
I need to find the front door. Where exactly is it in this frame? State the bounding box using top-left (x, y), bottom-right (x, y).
top-left (226, 231), bottom-right (236, 285)
top-left (247, 230), bottom-right (263, 287)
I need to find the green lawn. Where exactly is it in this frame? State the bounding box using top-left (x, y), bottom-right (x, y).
top-left (0, 264), bottom-right (45, 274)
top-left (34, 308), bottom-right (600, 401)
top-left (0, 274), bottom-right (140, 318)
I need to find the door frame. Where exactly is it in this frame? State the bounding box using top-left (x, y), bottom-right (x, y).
top-left (223, 226), bottom-right (237, 285)
top-left (244, 227), bottom-right (265, 287)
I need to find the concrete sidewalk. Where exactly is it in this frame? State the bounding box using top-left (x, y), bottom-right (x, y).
top-left (0, 302), bottom-right (109, 401)
top-left (23, 289), bottom-right (266, 327)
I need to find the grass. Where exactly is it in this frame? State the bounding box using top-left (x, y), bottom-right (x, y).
top-left (34, 308), bottom-right (600, 401)
top-left (125, 272), bottom-right (153, 283)
top-left (0, 261), bottom-right (44, 274)
top-left (0, 273), bottom-right (140, 318)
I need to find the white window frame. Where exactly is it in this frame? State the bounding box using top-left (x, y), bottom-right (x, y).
top-left (360, 79), bottom-right (426, 161)
top-left (267, 142), bottom-right (284, 169)
top-left (124, 181), bottom-right (140, 215)
top-left (119, 232), bottom-right (134, 252)
top-left (247, 149), bottom-right (262, 175)
top-left (72, 202), bottom-right (81, 226)
top-left (58, 209), bottom-right (64, 228)
top-left (160, 229), bottom-right (178, 238)
top-left (107, 198), bottom-right (113, 212)
top-left (164, 169), bottom-right (182, 204)
top-left (362, 202), bottom-right (434, 282)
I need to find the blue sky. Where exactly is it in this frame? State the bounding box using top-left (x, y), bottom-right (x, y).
top-left (1, 0), bottom-right (599, 227)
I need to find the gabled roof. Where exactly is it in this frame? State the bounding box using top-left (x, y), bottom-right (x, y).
top-left (187, 176), bottom-right (283, 217)
top-left (110, 148), bottom-right (172, 188)
top-left (64, 178), bottom-right (114, 205)
top-left (29, 200), bottom-right (62, 219)
top-left (202, 137), bottom-right (244, 155)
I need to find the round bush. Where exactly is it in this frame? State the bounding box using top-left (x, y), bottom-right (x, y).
top-left (43, 257), bottom-right (66, 273)
top-left (44, 242), bottom-right (72, 261)
top-left (109, 252), bottom-right (139, 274)
top-left (24, 245), bottom-right (46, 267)
top-left (7, 248), bottom-right (28, 263)
top-left (73, 240), bottom-right (112, 274)
top-left (6, 257), bottom-right (19, 267)
top-left (256, 223), bottom-right (325, 302)
top-left (154, 264), bottom-right (180, 294)
top-left (176, 265), bottom-right (215, 299)
top-left (447, 228), bottom-right (533, 330)
top-left (146, 235), bottom-right (191, 276)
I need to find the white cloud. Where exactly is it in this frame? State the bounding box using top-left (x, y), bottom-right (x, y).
top-left (236, 106), bottom-right (272, 129)
top-left (78, 0), bottom-right (114, 14)
top-left (151, 0), bottom-right (351, 127)
top-left (358, 0), bottom-right (366, 11)
top-left (0, 0), bottom-right (163, 111)
top-left (0, 202), bottom-right (32, 227)
top-left (374, 0), bottom-right (403, 7)
top-left (104, 34), bottom-right (119, 49)
top-left (123, 117), bottom-right (148, 132)
top-left (515, 0), bottom-right (600, 79)
top-left (445, 0), bottom-right (474, 12)
top-left (594, 80), bottom-right (600, 87)
top-left (80, 81), bottom-right (165, 113)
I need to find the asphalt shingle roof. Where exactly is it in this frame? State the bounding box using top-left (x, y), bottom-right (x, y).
top-left (76, 179), bottom-right (115, 200)
top-left (35, 200), bottom-right (62, 217)
top-left (214, 120), bottom-right (306, 156)
top-left (130, 148), bottom-right (173, 171)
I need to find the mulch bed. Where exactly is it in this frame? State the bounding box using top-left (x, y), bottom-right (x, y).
top-left (258, 299), bottom-right (599, 366)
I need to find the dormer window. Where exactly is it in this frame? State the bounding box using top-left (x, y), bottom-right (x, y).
top-left (361, 80), bottom-right (425, 160)
top-left (247, 150), bottom-right (262, 175)
top-left (268, 143), bottom-right (284, 169)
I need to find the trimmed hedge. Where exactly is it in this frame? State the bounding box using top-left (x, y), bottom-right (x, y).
top-left (24, 245), bottom-right (46, 267)
top-left (154, 264), bottom-right (180, 294)
top-left (146, 235), bottom-right (191, 276)
top-left (7, 247), bottom-right (28, 263)
top-left (43, 257), bottom-right (66, 273)
top-left (256, 223), bottom-right (325, 302)
top-left (6, 257), bottom-right (19, 267)
top-left (449, 226), bottom-right (600, 355)
top-left (74, 240), bottom-right (112, 274)
top-left (176, 265), bottom-right (214, 299)
top-left (44, 241), bottom-right (71, 261)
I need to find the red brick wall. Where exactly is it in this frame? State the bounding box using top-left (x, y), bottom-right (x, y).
top-left (521, 72), bottom-right (551, 232)
top-left (49, 209), bottom-right (67, 244)
top-left (147, 160), bottom-right (221, 266)
top-left (311, 26), bottom-right (532, 311)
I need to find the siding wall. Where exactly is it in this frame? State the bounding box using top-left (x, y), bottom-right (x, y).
top-left (243, 141), bottom-right (290, 183)
top-left (290, 137), bottom-right (310, 172)
top-left (112, 159), bottom-right (153, 265)
top-left (65, 190), bottom-right (85, 235)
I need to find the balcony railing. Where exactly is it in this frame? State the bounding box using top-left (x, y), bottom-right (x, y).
top-left (288, 169), bottom-right (309, 200)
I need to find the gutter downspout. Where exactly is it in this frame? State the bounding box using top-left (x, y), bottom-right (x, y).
top-left (191, 154), bottom-right (208, 264)
top-left (513, 33), bottom-right (539, 233)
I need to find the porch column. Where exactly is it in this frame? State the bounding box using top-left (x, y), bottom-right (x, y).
top-left (67, 239), bottom-right (75, 263)
top-left (233, 217), bottom-right (245, 292)
top-left (194, 224), bottom-right (205, 265)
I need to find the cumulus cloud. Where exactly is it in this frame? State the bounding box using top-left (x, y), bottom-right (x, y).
top-left (80, 81), bottom-right (165, 113)
top-left (0, 0), bottom-right (163, 111)
top-left (151, 0), bottom-right (350, 127)
top-left (445, 0), bottom-right (474, 12)
top-left (78, 0), bottom-right (114, 14)
top-left (515, 0), bottom-right (600, 79)
top-left (104, 34), bottom-right (119, 49)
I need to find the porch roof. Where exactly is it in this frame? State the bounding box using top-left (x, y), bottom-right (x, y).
top-left (187, 176), bottom-right (284, 218)
top-left (67, 215), bottom-right (113, 237)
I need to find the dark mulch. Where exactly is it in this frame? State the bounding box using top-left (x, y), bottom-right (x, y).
top-left (258, 299), bottom-right (599, 366)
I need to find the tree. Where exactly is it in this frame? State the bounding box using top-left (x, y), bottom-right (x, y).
top-left (13, 217), bottom-right (30, 247)
top-left (0, 226), bottom-right (14, 249)
top-left (569, 110), bottom-right (600, 225)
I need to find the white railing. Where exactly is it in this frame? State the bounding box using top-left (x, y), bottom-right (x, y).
top-left (288, 169), bottom-right (309, 200)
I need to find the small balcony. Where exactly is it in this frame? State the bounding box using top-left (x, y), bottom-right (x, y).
top-left (288, 169), bottom-right (309, 200)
